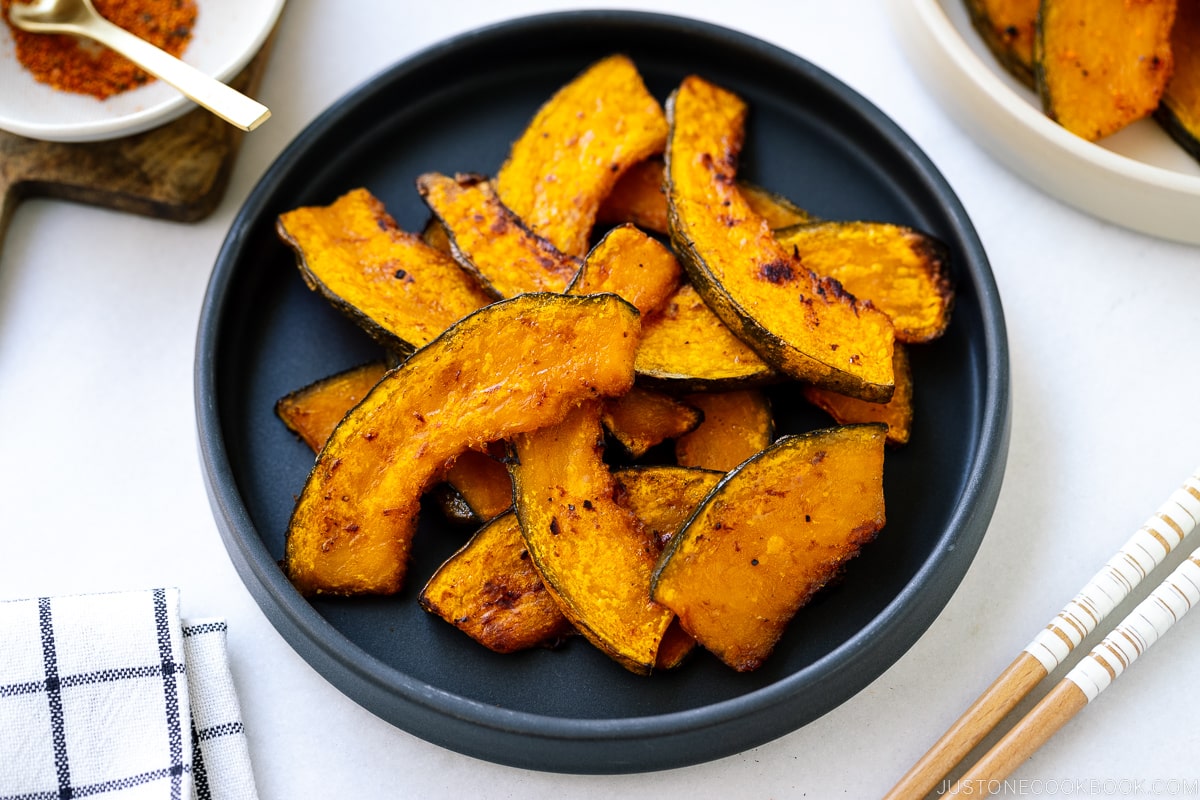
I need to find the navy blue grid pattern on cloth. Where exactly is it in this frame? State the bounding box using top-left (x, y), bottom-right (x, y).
top-left (0, 589), bottom-right (257, 800)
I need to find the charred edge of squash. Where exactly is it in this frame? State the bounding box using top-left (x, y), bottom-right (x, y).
top-left (429, 483), bottom-right (482, 526)
top-left (444, 449), bottom-right (515, 522)
top-left (418, 510), bottom-right (574, 653)
top-left (1156, 103), bottom-right (1200, 164)
top-left (965, 0), bottom-right (1038, 89)
top-left (1156, 0), bottom-right (1200, 163)
top-left (611, 464), bottom-right (724, 549)
top-left (416, 172), bottom-right (583, 298)
top-left (773, 220), bottom-right (956, 344)
top-left (664, 78), bottom-right (894, 403)
top-left (668, 204), bottom-right (895, 403)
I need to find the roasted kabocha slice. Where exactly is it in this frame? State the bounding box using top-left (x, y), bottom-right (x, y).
top-left (284, 293), bottom-right (641, 596)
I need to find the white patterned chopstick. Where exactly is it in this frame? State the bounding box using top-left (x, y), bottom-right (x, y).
top-left (885, 469), bottom-right (1200, 800)
top-left (945, 548), bottom-right (1200, 795)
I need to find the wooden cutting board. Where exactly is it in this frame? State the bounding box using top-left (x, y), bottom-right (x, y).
top-left (0, 29), bottom-right (277, 248)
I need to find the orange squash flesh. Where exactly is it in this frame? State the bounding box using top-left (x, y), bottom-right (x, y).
top-left (803, 343), bottom-right (914, 446)
top-left (652, 424), bottom-right (887, 672)
top-left (569, 223), bottom-right (682, 316)
top-left (443, 450), bottom-right (515, 522)
top-left (597, 157), bottom-right (813, 235)
top-left (417, 172), bottom-right (582, 298)
top-left (510, 401), bottom-right (674, 674)
top-left (285, 293), bottom-right (641, 596)
top-left (674, 389), bottom-right (775, 472)
top-left (665, 76), bottom-right (895, 402)
top-left (420, 464), bottom-right (720, 661)
top-left (1157, 0), bottom-right (1200, 161)
top-left (600, 387), bottom-right (703, 459)
top-left (966, 0), bottom-right (1040, 87)
top-left (276, 188), bottom-right (493, 353)
top-left (596, 158), bottom-right (671, 233)
top-left (420, 217), bottom-right (453, 255)
top-left (613, 465), bottom-right (723, 670)
top-left (635, 283), bottom-right (777, 390)
top-left (1036, 0), bottom-right (1177, 141)
top-left (495, 54), bottom-right (669, 258)
top-left (275, 361), bottom-right (389, 452)
top-left (569, 224), bottom-right (774, 391)
top-left (775, 220), bottom-right (954, 344)
top-left (273, 363), bottom-right (514, 524)
top-left (741, 183), bottom-right (814, 229)
top-left (613, 465), bottom-right (723, 549)
top-left (419, 511), bottom-right (574, 653)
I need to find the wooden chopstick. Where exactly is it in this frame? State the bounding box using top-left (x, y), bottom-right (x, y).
top-left (944, 546), bottom-right (1200, 795)
top-left (884, 469), bottom-right (1200, 800)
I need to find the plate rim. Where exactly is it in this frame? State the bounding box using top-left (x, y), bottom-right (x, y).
top-left (0, 0), bottom-right (286, 142)
top-left (195, 8), bottom-right (1011, 773)
top-left (898, 0), bottom-right (1200, 245)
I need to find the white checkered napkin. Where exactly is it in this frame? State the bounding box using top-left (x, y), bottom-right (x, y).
top-left (0, 589), bottom-right (257, 800)
top-left (181, 621), bottom-right (255, 800)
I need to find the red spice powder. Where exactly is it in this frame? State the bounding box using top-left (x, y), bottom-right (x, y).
top-left (2, 0), bottom-right (198, 100)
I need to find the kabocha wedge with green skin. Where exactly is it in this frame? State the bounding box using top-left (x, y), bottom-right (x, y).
top-left (774, 220), bottom-right (954, 344)
top-left (1156, 0), bottom-right (1200, 163)
top-left (416, 172), bottom-right (583, 298)
top-left (634, 283), bottom-right (778, 391)
top-left (275, 361), bottom-right (389, 452)
top-left (965, 0), bottom-right (1039, 89)
top-left (652, 424), bottom-right (888, 672)
top-left (496, 53), bottom-right (670, 259)
top-left (273, 363), bottom-right (513, 526)
top-left (510, 401), bottom-right (675, 675)
top-left (284, 292), bottom-right (642, 597)
top-left (665, 75), bottom-right (896, 402)
top-left (419, 511), bottom-right (575, 654)
top-left (1035, 0), bottom-right (1176, 141)
top-left (420, 464), bottom-right (723, 662)
top-left (440, 450), bottom-right (515, 524)
top-left (596, 157), bottom-right (813, 235)
top-left (568, 222), bottom-right (776, 391)
top-left (276, 188), bottom-right (492, 355)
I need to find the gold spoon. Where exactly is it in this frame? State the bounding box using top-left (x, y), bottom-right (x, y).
top-left (8, 0), bottom-right (270, 131)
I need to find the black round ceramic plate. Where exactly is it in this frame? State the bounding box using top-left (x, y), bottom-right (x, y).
top-left (196, 11), bottom-right (1009, 774)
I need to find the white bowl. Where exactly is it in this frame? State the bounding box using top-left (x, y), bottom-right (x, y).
top-left (0, 0), bottom-right (285, 142)
top-left (894, 0), bottom-right (1200, 245)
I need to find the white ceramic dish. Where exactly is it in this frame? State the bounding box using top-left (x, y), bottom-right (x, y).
top-left (895, 0), bottom-right (1200, 246)
top-left (0, 0), bottom-right (285, 142)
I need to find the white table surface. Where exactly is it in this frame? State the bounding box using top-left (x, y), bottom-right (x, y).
top-left (3, 1), bottom-right (1199, 797)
